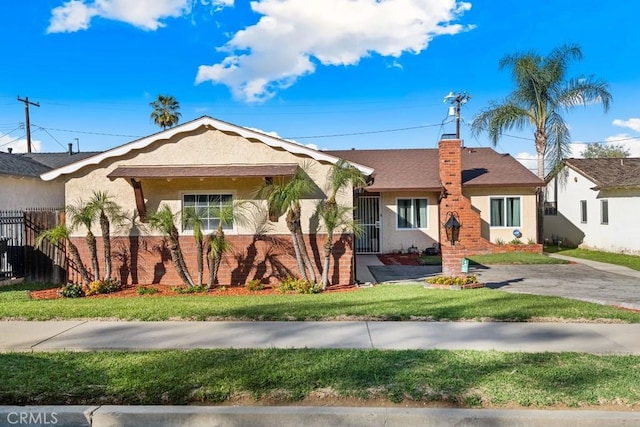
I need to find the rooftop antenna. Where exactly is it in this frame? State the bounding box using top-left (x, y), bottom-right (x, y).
top-left (443, 92), bottom-right (471, 139)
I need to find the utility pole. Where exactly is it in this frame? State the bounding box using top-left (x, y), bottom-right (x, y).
top-left (17, 96), bottom-right (40, 153)
top-left (443, 92), bottom-right (471, 139)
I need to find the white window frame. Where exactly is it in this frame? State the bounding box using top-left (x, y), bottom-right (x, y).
top-left (395, 198), bottom-right (428, 230)
top-left (600, 199), bottom-right (609, 225)
top-left (180, 191), bottom-right (236, 234)
top-left (580, 200), bottom-right (588, 224)
top-left (489, 196), bottom-right (522, 228)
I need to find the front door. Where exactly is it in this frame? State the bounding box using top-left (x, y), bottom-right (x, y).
top-left (355, 196), bottom-right (380, 253)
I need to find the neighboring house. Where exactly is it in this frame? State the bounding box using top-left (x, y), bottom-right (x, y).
top-left (41, 117), bottom-right (543, 286)
top-left (544, 158), bottom-right (640, 255)
top-left (0, 147), bottom-right (99, 210)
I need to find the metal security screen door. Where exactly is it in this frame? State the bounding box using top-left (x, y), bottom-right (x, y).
top-left (355, 196), bottom-right (380, 253)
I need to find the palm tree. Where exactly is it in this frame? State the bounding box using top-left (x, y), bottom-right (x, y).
top-left (66, 200), bottom-right (100, 281)
top-left (182, 206), bottom-right (206, 286)
top-left (207, 201), bottom-right (249, 287)
top-left (257, 168), bottom-right (316, 282)
top-left (150, 95), bottom-right (181, 130)
top-left (148, 204), bottom-right (194, 287)
top-left (36, 224), bottom-right (92, 287)
top-left (318, 160), bottom-right (367, 289)
top-left (471, 43), bottom-right (612, 179)
top-left (317, 202), bottom-right (362, 289)
top-left (88, 191), bottom-right (124, 281)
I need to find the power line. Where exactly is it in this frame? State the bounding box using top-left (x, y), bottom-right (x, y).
top-left (31, 124), bottom-right (142, 139)
top-left (285, 122), bottom-right (447, 139)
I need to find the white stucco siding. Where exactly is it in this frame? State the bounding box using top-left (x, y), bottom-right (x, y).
top-left (378, 191), bottom-right (440, 253)
top-left (545, 167), bottom-right (640, 254)
top-left (64, 130), bottom-right (346, 237)
top-left (0, 176), bottom-right (65, 210)
top-left (466, 188), bottom-right (538, 244)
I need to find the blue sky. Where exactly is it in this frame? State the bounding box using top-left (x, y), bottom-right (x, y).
top-left (1, 1), bottom-right (639, 174)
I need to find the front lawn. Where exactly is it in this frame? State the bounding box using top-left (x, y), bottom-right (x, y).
top-left (1, 349), bottom-right (639, 409)
top-left (2, 282), bottom-right (639, 322)
top-left (545, 247), bottom-right (640, 271)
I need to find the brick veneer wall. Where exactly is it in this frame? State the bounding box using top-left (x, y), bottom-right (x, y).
top-left (438, 139), bottom-right (541, 276)
top-left (68, 233), bottom-right (354, 286)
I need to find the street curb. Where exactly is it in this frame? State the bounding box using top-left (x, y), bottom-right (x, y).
top-left (2, 406), bottom-right (638, 427)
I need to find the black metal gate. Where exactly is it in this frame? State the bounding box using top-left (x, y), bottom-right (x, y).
top-left (0, 209), bottom-right (66, 284)
top-left (0, 210), bottom-right (25, 281)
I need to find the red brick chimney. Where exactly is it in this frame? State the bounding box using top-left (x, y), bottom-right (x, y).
top-left (438, 138), bottom-right (467, 277)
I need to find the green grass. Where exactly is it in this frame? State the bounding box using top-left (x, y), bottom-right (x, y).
top-left (467, 252), bottom-right (569, 265)
top-left (418, 252), bottom-right (569, 266)
top-left (1, 349), bottom-right (639, 409)
top-left (2, 282), bottom-right (639, 322)
top-left (545, 247), bottom-right (640, 271)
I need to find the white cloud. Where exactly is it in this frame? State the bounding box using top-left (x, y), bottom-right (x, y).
top-left (514, 151), bottom-right (537, 174)
top-left (47, 0), bottom-right (96, 33)
top-left (613, 118), bottom-right (640, 133)
top-left (246, 126), bottom-right (316, 150)
top-left (47, 0), bottom-right (231, 33)
top-left (196, 0), bottom-right (474, 102)
top-left (1, 135), bottom-right (42, 154)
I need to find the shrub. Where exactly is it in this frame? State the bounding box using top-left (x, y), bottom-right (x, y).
top-left (246, 279), bottom-right (265, 291)
top-left (527, 237), bottom-right (536, 245)
top-left (494, 237), bottom-right (505, 246)
top-left (426, 274), bottom-right (478, 287)
top-left (171, 285), bottom-right (209, 294)
top-left (60, 282), bottom-right (84, 298)
top-left (85, 279), bottom-right (123, 296)
top-left (278, 277), bottom-right (322, 294)
top-left (508, 238), bottom-right (523, 245)
top-left (137, 286), bottom-right (159, 295)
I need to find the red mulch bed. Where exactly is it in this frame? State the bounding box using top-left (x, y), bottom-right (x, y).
top-left (377, 253), bottom-right (422, 266)
top-left (29, 283), bottom-right (358, 300)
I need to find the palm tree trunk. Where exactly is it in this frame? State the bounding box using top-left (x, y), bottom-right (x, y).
top-left (99, 213), bottom-right (112, 280)
top-left (68, 241), bottom-right (91, 286)
top-left (286, 207), bottom-right (309, 281)
top-left (535, 130), bottom-right (546, 243)
top-left (170, 229), bottom-right (194, 287)
top-left (196, 239), bottom-right (203, 287)
top-left (320, 232), bottom-right (334, 290)
top-left (297, 229), bottom-right (317, 283)
top-left (86, 231), bottom-right (99, 281)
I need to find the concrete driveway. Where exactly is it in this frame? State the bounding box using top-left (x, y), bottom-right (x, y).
top-left (359, 255), bottom-right (640, 310)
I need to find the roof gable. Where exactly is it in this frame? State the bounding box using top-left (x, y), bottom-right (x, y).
top-left (564, 158), bottom-right (640, 190)
top-left (41, 116), bottom-right (374, 181)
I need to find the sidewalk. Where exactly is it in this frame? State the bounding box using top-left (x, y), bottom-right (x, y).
top-left (2, 320), bottom-right (640, 354)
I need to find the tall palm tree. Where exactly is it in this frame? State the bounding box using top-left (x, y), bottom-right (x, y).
top-left (207, 203), bottom-right (234, 287)
top-left (257, 168), bottom-right (316, 282)
top-left (150, 95), bottom-right (181, 130)
top-left (318, 159), bottom-right (367, 289)
top-left (148, 204), bottom-right (194, 287)
top-left (471, 43), bottom-right (612, 179)
top-left (182, 206), bottom-right (206, 286)
top-left (36, 224), bottom-right (92, 287)
top-left (88, 191), bottom-right (124, 281)
top-left (67, 200), bottom-right (100, 281)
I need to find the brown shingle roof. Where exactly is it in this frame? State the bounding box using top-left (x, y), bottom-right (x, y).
top-left (326, 147), bottom-right (542, 191)
top-left (564, 158), bottom-right (640, 189)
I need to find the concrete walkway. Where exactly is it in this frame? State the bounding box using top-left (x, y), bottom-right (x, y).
top-left (2, 320), bottom-right (640, 354)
